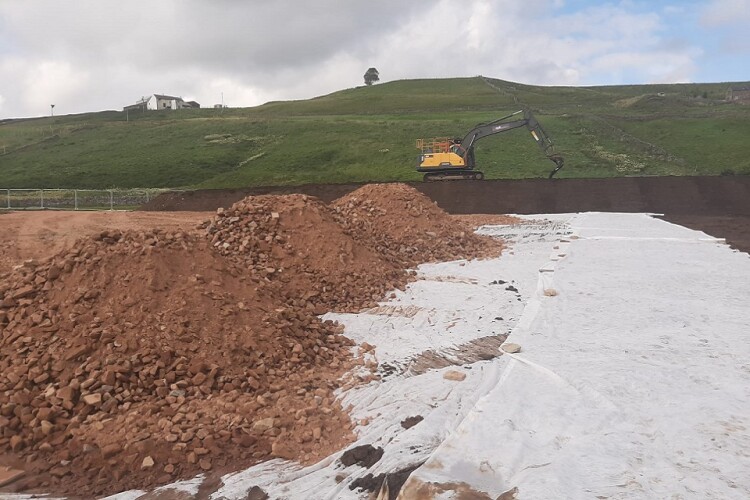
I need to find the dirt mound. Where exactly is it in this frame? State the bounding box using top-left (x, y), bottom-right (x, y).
top-left (332, 184), bottom-right (502, 267)
top-left (0, 185), bottom-right (511, 496)
top-left (204, 194), bottom-right (409, 312)
top-left (0, 230), bottom-right (355, 496)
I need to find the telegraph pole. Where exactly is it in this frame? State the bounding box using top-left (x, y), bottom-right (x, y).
top-left (50, 104), bottom-right (55, 116)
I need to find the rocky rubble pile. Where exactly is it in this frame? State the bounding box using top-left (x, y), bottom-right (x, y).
top-left (331, 184), bottom-right (502, 268)
top-left (204, 194), bottom-right (410, 312)
top-left (0, 230), bottom-right (355, 496)
top-left (0, 185), bottom-right (507, 497)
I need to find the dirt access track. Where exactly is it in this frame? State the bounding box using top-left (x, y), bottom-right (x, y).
top-left (0, 211), bottom-right (207, 275)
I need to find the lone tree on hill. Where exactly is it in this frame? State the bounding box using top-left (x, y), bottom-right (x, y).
top-left (364, 67), bottom-right (380, 86)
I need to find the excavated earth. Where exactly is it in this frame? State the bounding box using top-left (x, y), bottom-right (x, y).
top-left (331, 184), bottom-right (503, 268)
top-left (0, 184), bottom-right (504, 497)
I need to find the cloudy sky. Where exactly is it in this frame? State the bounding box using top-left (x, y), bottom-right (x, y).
top-left (0, 0), bottom-right (748, 119)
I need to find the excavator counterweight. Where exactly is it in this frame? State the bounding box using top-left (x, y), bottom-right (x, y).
top-left (416, 109), bottom-right (564, 181)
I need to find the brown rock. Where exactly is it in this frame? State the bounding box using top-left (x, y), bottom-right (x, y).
top-left (64, 344), bottom-right (92, 361)
top-left (56, 385), bottom-right (78, 403)
top-left (49, 466), bottom-right (70, 478)
top-left (0, 466), bottom-right (25, 487)
top-left (443, 370), bottom-right (467, 381)
top-left (191, 372), bottom-right (207, 386)
top-left (245, 486), bottom-right (270, 500)
top-left (11, 286), bottom-right (35, 300)
top-left (47, 265), bottom-right (62, 280)
top-left (101, 443), bottom-right (121, 458)
top-left (40, 420), bottom-right (54, 435)
top-left (188, 359), bottom-right (208, 375)
top-left (9, 435), bottom-right (23, 452)
top-left (271, 440), bottom-right (297, 460)
top-left (238, 433), bottom-right (257, 448)
top-left (36, 407), bottom-right (54, 421)
top-left (141, 456), bottom-right (155, 469)
top-left (252, 417), bottom-right (275, 432)
top-left (82, 393), bottom-right (102, 406)
top-left (102, 369), bottom-right (117, 386)
top-left (501, 343), bottom-right (522, 354)
top-left (199, 458), bottom-right (212, 471)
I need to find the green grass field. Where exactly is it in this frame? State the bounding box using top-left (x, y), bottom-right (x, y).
top-left (1, 77), bottom-right (749, 189)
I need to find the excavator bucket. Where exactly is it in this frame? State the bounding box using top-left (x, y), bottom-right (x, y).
top-left (547, 154), bottom-right (565, 179)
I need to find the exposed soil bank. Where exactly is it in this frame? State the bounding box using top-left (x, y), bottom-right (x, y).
top-left (142, 176), bottom-right (750, 216)
top-left (660, 215), bottom-right (750, 254)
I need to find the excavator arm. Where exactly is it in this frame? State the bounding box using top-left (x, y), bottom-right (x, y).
top-left (457, 109), bottom-right (564, 179)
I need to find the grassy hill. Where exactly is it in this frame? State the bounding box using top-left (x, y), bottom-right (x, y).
top-left (1, 77), bottom-right (749, 189)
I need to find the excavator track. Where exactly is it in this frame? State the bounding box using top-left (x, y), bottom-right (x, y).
top-left (423, 171), bottom-right (485, 182)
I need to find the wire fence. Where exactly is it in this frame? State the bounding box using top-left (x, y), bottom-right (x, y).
top-left (0, 188), bottom-right (172, 211)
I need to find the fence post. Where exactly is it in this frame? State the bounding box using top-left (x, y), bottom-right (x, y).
top-left (74, 190), bottom-right (78, 210)
top-left (40, 189), bottom-right (44, 209)
top-left (109, 190), bottom-right (114, 211)
top-left (6, 189), bottom-right (9, 209)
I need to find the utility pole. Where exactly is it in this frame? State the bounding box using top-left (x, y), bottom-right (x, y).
top-left (50, 104), bottom-right (55, 116)
top-left (221, 92), bottom-right (224, 114)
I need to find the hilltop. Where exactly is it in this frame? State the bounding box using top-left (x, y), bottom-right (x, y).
top-left (1, 76), bottom-right (749, 189)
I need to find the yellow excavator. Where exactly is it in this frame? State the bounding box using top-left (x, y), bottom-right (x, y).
top-left (416, 109), bottom-right (565, 181)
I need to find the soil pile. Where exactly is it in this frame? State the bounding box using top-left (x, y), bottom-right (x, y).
top-left (0, 230), bottom-right (355, 496)
top-left (204, 194), bottom-right (409, 312)
top-left (332, 184), bottom-right (502, 267)
top-left (0, 186), bottom-right (509, 496)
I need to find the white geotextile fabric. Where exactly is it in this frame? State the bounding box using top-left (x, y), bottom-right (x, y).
top-left (404, 213), bottom-right (750, 499)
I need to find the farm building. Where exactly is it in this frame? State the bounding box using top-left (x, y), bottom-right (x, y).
top-left (726, 86), bottom-right (750, 103)
top-left (123, 94), bottom-right (200, 112)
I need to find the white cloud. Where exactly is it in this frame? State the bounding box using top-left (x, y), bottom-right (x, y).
top-left (0, 0), bottom-right (709, 118)
top-left (701, 0), bottom-right (750, 26)
top-left (372, 0), bottom-right (697, 86)
top-left (24, 61), bottom-right (90, 113)
top-left (700, 0), bottom-right (750, 56)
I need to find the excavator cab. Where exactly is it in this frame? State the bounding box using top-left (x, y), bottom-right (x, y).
top-left (416, 138), bottom-right (483, 181)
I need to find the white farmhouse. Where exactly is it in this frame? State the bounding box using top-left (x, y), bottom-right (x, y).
top-left (123, 94), bottom-right (200, 112)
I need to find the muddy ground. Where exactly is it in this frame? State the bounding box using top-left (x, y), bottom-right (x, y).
top-left (659, 215), bottom-right (750, 254)
top-left (0, 211), bottom-right (207, 275)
